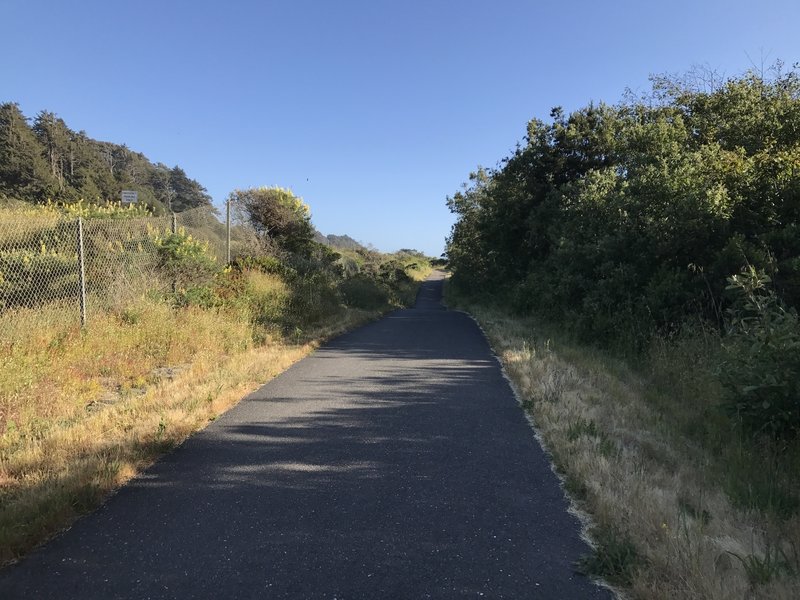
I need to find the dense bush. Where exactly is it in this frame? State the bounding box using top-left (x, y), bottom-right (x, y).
top-left (719, 269), bottom-right (800, 439)
top-left (230, 254), bottom-right (288, 277)
top-left (447, 67), bottom-right (800, 348)
top-left (228, 187), bottom-right (315, 255)
top-left (217, 232), bottom-right (428, 334)
top-left (0, 248), bottom-right (78, 307)
top-left (286, 272), bottom-right (343, 328)
top-left (338, 274), bottom-right (389, 309)
top-left (154, 227), bottom-right (218, 290)
top-left (379, 259), bottom-right (412, 286)
top-left (242, 270), bottom-right (292, 330)
top-left (446, 65), bottom-right (800, 436)
top-left (0, 191), bottom-right (429, 340)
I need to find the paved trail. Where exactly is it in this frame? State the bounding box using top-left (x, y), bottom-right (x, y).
top-left (0, 272), bottom-right (610, 599)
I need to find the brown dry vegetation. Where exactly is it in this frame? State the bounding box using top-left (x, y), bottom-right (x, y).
top-left (0, 278), bottom-right (390, 564)
top-left (459, 302), bottom-right (800, 599)
top-left (0, 189), bottom-right (433, 565)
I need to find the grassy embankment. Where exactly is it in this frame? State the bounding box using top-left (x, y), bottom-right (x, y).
top-left (447, 287), bottom-right (800, 600)
top-left (0, 241), bottom-right (430, 565)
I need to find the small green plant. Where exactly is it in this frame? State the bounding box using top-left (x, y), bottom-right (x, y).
top-left (172, 284), bottom-right (220, 309)
top-left (677, 497), bottom-right (712, 526)
top-left (565, 418), bottom-right (618, 457)
top-left (579, 528), bottom-right (643, 586)
top-left (567, 418), bottom-right (599, 440)
top-left (597, 437), bottom-right (618, 458)
top-left (728, 542), bottom-right (797, 586)
top-left (563, 474), bottom-right (589, 501)
top-left (155, 416), bottom-right (167, 442)
top-left (119, 306), bottom-right (142, 325)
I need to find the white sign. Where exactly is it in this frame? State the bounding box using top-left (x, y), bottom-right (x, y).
top-left (121, 190), bottom-right (139, 203)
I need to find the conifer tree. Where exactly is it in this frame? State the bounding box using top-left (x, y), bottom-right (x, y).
top-left (0, 103), bottom-right (56, 201)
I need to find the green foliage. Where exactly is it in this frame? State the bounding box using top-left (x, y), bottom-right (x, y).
top-left (446, 66), bottom-right (800, 351)
top-left (336, 254), bottom-right (361, 277)
top-left (229, 187), bottom-right (315, 255)
top-left (566, 417), bottom-right (599, 440)
top-left (338, 275), bottom-right (389, 309)
top-left (172, 285), bottom-right (219, 309)
top-left (0, 248), bottom-right (77, 308)
top-left (231, 254), bottom-right (289, 277)
top-left (446, 64), bottom-right (800, 440)
top-left (378, 259), bottom-right (412, 286)
top-left (579, 528), bottom-right (643, 586)
top-left (154, 227), bottom-right (218, 290)
top-left (0, 103), bottom-right (55, 201)
top-left (719, 269), bottom-right (800, 439)
top-left (55, 200), bottom-right (153, 219)
top-left (721, 436), bottom-right (800, 517)
top-left (286, 272), bottom-right (343, 329)
top-left (728, 542), bottom-right (798, 586)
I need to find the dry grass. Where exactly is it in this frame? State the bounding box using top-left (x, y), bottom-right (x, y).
top-left (0, 283), bottom-right (381, 564)
top-left (408, 264), bottom-right (433, 282)
top-left (462, 304), bottom-right (800, 600)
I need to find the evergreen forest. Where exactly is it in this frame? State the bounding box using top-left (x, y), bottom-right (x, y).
top-left (0, 103), bottom-right (211, 212)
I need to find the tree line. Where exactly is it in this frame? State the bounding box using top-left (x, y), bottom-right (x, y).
top-left (446, 64), bottom-right (800, 437)
top-left (0, 103), bottom-right (211, 213)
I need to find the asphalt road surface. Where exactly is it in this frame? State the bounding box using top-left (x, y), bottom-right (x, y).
top-left (0, 271), bottom-right (611, 599)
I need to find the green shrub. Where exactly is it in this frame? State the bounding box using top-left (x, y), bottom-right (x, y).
top-left (579, 528), bottom-right (643, 586)
top-left (232, 254), bottom-right (289, 277)
top-left (445, 68), bottom-right (800, 353)
top-left (722, 437), bottom-right (800, 517)
top-left (242, 270), bottom-right (291, 330)
top-left (174, 285), bottom-right (219, 309)
top-left (336, 255), bottom-right (360, 277)
top-left (719, 268), bottom-right (800, 439)
top-left (378, 259), bottom-right (412, 286)
top-left (154, 227), bottom-right (218, 290)
top-left (0, 248), bottom-right (78, 308)
top-left (59, 200), bottom-right (153, 220)
top-left (287, 272), bottom-right (342, 327)
top-left (338, 275), bottom-right (389, 309)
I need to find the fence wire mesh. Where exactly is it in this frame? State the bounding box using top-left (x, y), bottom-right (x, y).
top-left (0, 206), bottom-right (251, 326)
top-left (226, 197), bottom-right (262, 259)
top-left (0, 213), bottom-right (80, 311)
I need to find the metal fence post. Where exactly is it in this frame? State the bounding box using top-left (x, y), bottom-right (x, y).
top-left (170, 212), bottom-right (177, 294)
top-left (226, 197), bottom-right (231, 264)
top-left (77, 217), bottom-right (87, 328)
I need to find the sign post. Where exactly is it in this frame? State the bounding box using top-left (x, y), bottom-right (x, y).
top-left (120, 190), bottom-right (139, 203)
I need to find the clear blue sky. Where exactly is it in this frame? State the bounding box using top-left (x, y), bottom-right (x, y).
top-left (3, 0), bottom-right (798, 255)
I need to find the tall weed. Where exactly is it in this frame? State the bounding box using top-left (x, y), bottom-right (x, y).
top-left (719, 269), bottom-right (800, 439)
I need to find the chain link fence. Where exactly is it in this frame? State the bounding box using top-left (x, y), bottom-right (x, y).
top-left (0, 205), bottom-right (261, 327)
